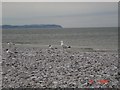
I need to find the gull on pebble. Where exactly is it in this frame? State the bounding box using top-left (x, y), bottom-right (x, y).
top-left (5, 49), bottom-right (10, 53)
top-left (5, 49), bottom-right (14, 54)
top-left (48, 45), bottom-right (52, 49)
top-left (48, 45), bottom-right (55, 50)
top-left (7, 42), bottom-right (10, 45)
top-left (7, 42), bottom-right (13, 45)
top-left (7, 42), bottom-right (15, 48)
top-left (48, 45), bottom-right (58, 50)
top-left (60, 41), bottom-right (71, 49)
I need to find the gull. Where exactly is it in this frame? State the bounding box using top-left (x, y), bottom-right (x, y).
top-left (48, 45), bottom-right (55, 50)
top-left (7, 42), bottom-right (13, 45)
top-left (60, 40), bottom-right (71, 49)
top-left (6, 49), bottom-right (10, 53)
top-left (48, 45), bottom-right (52, 49)
top-left (5, 49), bottom-right (15, 54)
top-left (7, 42), bottom-right (15, 48)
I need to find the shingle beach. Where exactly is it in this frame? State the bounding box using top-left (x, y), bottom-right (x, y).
top-left (2, 43), bottom-right (119, 88)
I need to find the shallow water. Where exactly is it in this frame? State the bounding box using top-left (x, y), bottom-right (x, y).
top-left (2, 27), bottom-right (118, 50)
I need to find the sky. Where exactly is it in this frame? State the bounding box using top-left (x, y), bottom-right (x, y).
top-left (2, 2), bottom-right (118, 28)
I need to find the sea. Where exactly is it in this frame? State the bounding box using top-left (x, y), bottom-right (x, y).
top-left (2, 27), bottom-right (118, 50)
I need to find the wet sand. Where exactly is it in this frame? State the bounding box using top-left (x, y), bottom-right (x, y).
top-left (2, 43), bottom-right (119, 88)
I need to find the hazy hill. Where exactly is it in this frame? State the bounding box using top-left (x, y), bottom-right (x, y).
top-left (2, 24), bottom-right (63, 29)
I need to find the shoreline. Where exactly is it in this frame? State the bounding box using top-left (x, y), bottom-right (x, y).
top-left (2, 43), bottom-right (118, 52)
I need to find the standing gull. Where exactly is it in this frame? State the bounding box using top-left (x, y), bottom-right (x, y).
top-left (48, 45), bottom-right (52, 49)
top-left (60, 41), bottom-right (71, 49)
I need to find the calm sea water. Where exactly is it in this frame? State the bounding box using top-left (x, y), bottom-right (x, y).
top-left (2, 28), bottom-right (118, 50)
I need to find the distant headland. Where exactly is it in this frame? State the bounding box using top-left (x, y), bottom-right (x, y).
top-left (2, 24), bottom-right (63, 29)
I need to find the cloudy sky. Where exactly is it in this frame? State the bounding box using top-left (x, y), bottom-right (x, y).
top-left (2, 2), bottom-right (118, 28)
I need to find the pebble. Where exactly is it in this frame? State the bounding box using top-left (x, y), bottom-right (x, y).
top-left (2, 43), bottom-right (119, 88)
